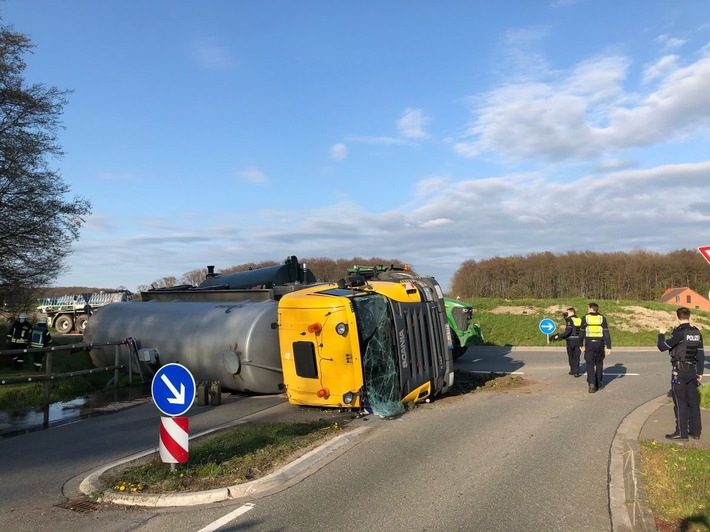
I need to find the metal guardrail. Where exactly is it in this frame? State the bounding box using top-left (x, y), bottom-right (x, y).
top-left (0, 339), bottom-right (146, 429)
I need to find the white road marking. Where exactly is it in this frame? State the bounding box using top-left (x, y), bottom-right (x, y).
top-left (464, 370), bottom-right (641, 376)
top-left (467, 370), bottom-right (526, 375)
top-left (197, 503), bottom-right (255, 532)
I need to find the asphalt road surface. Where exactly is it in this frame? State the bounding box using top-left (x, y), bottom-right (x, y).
top-left (0, 347), bottom-right (671, 532)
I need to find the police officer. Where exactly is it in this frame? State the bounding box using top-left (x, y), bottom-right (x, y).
top-left (30, 317), bottom-right (52, 372)
top-left (579, 302), bottom-right (612, 393)
top-left (657, 306), bottom-right (705, 441)
top-left (6, 312), bottom-right (32, 369)
top-left (554, 307), bottom-right (582, 377)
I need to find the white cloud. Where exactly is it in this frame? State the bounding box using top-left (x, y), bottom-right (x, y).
top-left (456, 51), bottom-right (710, 163)
top-left (397, 108), bottom-right (429, 139)
top-left (238, 166), bottom-right (269, 183)
top-left (330, 143), bottom-right (348, 160)
top-left (656, 34), bottom-right (686, 52)
top-left (642, 55), bottom-right (680, 84)
top-left (419, 218), bottom-right (453, 228)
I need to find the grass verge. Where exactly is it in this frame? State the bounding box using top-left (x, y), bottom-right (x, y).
top-left (639, 441), bottom-right (710, 531)
top-left (101, 420), bottom-right (344, 493)
top-left (101, 371), bottom-right (520, 494)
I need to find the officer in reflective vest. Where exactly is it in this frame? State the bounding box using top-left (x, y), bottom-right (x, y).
top-left (30, 317), bottom-right (53, 372)
top-left (554, 307), bottom-right (583, 377)
top-left (6, 313), bottom-right (32, 370)
top-left (657, 306), bottom-right (704, 441)
top-left (579, 302), bottom-right (612, 393)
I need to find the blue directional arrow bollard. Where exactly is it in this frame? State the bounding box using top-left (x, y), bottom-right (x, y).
top-left (151, 363), bottom-right (196, 417)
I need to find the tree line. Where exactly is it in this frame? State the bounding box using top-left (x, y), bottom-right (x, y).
top-left (450, 249), bottom-right (710, 301)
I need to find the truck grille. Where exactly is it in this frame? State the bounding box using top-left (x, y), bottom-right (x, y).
top-left (396, 301), bottom-right (448, 397)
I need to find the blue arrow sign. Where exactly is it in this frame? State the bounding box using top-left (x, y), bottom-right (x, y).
top-left (539, 318), bottom-right (557, 335)
top-left (151, 363), bottom-right (196, 417)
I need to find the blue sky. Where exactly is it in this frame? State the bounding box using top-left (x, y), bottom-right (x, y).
top-left (3, 1), bottom-right (710, 293)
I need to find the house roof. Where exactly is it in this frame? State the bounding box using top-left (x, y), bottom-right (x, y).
top-left (660, 287), bottom-right (689, 300)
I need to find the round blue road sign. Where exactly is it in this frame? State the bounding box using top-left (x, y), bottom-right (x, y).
top-left (539, 318), bottom-right (557, 335)
top-left (151, 363), bottom-right (196, 417)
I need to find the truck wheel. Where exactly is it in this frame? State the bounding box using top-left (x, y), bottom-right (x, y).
top-left (76, 314), bottom-right (89, 332)
top-left (54, 315), bottom-right (74, 334)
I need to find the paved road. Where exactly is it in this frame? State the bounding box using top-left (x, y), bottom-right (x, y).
top-left (0, 347), bottom-right (671, 531)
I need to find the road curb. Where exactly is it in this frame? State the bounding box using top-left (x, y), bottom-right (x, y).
top-left (81, 425), bottom-right (370, 507)
top-left (609, 395), bottom-right (665, 532)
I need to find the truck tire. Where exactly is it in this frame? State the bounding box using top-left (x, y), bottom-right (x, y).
top-left (76, 314), bottom-right (89, 332)
top-left (54, 315), bottom-right (74, 334)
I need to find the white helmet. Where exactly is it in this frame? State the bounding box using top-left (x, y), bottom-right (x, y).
top-left (19, 313), bottom-right (27, 321)
top-left (38, 317), bottom-right (48, 325)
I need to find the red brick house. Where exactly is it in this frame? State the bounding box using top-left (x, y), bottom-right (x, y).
top-left (660, 287), bottom-right (710, 312)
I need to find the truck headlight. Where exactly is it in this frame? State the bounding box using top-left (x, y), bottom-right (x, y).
top-left (342, 391), bottom-right (355, 404)
top-left (335, 322), bottom-right (348, 336)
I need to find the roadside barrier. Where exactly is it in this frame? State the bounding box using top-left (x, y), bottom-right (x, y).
top-left (0, 339), bottom-right (146, 428)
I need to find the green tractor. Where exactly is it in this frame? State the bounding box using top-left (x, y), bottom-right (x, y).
top-left (443, 296), bottom-right (484, 358)
top-left (345, 264), bottom-right (483, 359)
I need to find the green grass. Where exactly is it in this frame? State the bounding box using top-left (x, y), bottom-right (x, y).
top-left (639, 441), bottom-right (710, 531)
top-left (700, 384), bottom-right (710, 409)
top-left (101, 421), bottom-right (343, 493)
top-left (465, 297), bottom-right (710, 347)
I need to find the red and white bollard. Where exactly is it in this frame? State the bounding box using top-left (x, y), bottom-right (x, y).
top-left (159, 416), bottom-right (189, 466)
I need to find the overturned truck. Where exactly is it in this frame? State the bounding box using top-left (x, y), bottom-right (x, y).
top-left (85, 256), bottom-right (456, 416)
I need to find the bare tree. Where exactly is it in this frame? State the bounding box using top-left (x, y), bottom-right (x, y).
top-left (179, 268), bottom-right (208, 287)
top-left (0, 23), bottom-right (91, 309)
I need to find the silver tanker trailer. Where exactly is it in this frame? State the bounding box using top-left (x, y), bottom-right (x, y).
top-left (84, 256), bottom-right (316, 394)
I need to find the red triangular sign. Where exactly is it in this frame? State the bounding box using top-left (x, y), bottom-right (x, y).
top-left (699, 246), bottom-right (710, 265)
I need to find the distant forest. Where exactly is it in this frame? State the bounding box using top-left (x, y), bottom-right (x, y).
top-left (44, 249), bottom-right (710, 303)
top-left (450, 249), bottom-right (710, 301)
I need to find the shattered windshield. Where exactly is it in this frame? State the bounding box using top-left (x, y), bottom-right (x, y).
top-left (353, 293), bottom-right (405, 418)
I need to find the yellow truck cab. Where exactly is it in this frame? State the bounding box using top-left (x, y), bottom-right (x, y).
top-left (278, 272), bottom-right (454, 417)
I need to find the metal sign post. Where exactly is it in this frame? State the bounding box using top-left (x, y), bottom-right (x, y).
top-left (539, 318), bottom-right (557, 344)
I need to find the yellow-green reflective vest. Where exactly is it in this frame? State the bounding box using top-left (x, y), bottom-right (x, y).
top-left (586, 314), bottom-right (603, 338)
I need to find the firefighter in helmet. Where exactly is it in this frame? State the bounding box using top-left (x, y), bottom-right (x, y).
top-left (6, 312), bottom-right (32, 370)
top-left (30, 317), bottom-right (52, 372)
